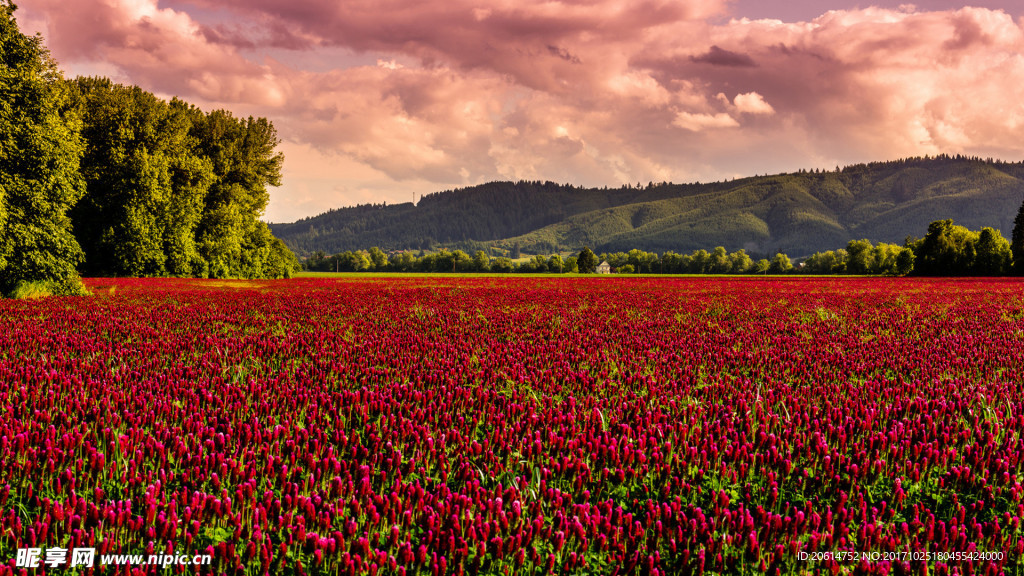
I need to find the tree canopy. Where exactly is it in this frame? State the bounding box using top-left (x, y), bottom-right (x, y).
top-left (0, 4), bottom-right (298, 294)
top-left (70, 78), bottom-right (298, 279)
top-left (577, 247), bottom-right (598, 273)
top-left (0, 0), bottom-right (86, 294)
top-left (908, 220), bottom-right (1012, 276)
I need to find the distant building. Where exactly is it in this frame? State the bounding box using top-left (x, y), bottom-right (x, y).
top-left (596, 261), bottom-right (611, 274)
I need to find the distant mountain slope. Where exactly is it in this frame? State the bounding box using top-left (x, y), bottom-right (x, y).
top-left (270, 156), bottom-right (1024, 257)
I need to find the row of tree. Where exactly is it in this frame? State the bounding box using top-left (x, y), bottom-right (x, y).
top-left (0, 4), bottom-right (298, 296)
top-left (304, 246), bottom-right (797, 274)
top-left (585, 247), bottom-right (794, 274)
top-left (303, 220), bottom-right (1017, 277)
top-left (803, 241), bottom-right (915, 275)
top-left (911, 220), bottom-right (1013, 276)
top-left (807, 220), bottom-right (1014, 277)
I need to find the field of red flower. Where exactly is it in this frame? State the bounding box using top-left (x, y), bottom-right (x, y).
top-left (1, 276), bottom-right (1022, 575)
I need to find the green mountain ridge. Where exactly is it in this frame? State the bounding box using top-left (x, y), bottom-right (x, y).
top-left (270, 156), bottom-right (1024, 258)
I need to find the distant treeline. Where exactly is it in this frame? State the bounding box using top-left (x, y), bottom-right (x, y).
top-left (0, 5), bottom-right (298, 297)
top-left (304, 219), bottom-right (1018, 276)
top-left (305, 245), bottom-right (828, 274)
top-left (304, 245), bottom-right (791, 274)
top-left (272, 154), bottom-right (1024, 259)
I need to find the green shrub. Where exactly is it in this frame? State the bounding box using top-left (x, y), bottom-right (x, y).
top-left (7, 277), bottom-right (89, 299)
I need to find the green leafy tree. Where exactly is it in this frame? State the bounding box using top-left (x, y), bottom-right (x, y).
top-left (367, 246), bottom-right (388, 270)
top-left (870, 243), bottom-right (897, 275)
top-left (909, 220), bottom-right (1010, 276)
top-left (429, 250), bottom-right (454, 272)
top-left (709, 246), bottom-right (732, 274)
top-left (264, 237), bottom-right (300, 278)
top-left (661, 251), bottom-right (683, 273)
top-left (191, 110), bottom-right (286, 278)
top-left (452, 249), bottom-right (472, 272)
top-left (490, 257), bottom-right (514, 273)
top-left (728, 249), bottom-right (753, 274)
top-left (973, 227), bottom-right (1012, 276)
top-left (306, 250), bottom-right (328, 271)
top-left (0, 2), bottom-right (87, 295)
top-left (803, 249), bottom-right (847, 274)
top-left (389, 251), bottom-right (417, 272)
top-left (911, 220), bottom-right (978, 276)
top-left (339, 250), bottom-right (371, 271)
top-left (845, 239), bottom-right (875, 274)
top-left (528, 253), bottom-right (552, 270)
top-left (472, 250), bottom-right (490, 272)
top-left (686, 249), bottom-right (710, 274)
top-left (70, 78), bottom-right (213, 276)
top-left (894, 247), bottom-right (915, 276)
top-left (577, 246), bottom-right (598, 273)
top-left (768, 253), bottom-right (793, 273)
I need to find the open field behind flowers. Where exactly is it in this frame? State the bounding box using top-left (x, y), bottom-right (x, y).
top-left (1, 276), bottom-right (1023, 575)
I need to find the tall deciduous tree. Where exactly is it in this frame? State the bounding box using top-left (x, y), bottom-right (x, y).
top-left (71, 83), bottom-right (297, 280)
top-left (973, 227), bottom-right (1012, 276)
top-left (845, 239), bottom-right (875, 274)
top-left (768, 253), bottom-right (793, 273)
top-left (910, 219), bottom-right (1011, 276)
top-left (191, 110), bottom-right (287, 278)
top-left (70, 78), bottom-right (214, 277)
top-left (0, 1), bottom-right (86, 294)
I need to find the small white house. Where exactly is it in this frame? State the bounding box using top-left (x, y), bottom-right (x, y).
top-left (596, 261), bottom-right (611, 274)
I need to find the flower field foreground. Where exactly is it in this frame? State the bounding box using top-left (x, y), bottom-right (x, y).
top-left (1, 276), bottom-right (1023, 575)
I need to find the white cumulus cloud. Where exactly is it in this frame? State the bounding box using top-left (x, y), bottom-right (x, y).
top-left (733, 92), bottom-right (775, 115)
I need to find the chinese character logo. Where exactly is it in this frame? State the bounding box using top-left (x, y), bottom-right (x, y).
top-left (15, 548), bottom-right (41, 568)
top-left (70, 548), bottom-right (97, 567)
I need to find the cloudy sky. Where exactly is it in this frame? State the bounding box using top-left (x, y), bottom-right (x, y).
top-left (18, 0), bottom-right (1024, 222)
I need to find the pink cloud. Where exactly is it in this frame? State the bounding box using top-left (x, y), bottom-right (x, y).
top-left (17, 0), bottom-right (1024, 221)
top-left (732, 92), bottom-right (775, 115)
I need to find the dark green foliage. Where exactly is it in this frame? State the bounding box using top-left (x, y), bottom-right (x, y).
top-left (909, 219), bottom-right (1012, 276)
top-left (272, 156), bottom-right (1024, 259)
top-left (0, 3), bottom-right (298, 289)
top-left (802, 249), bottom-right (848, 274)
top-left (577, 247), bottom-right (598, 273)
top-left (265, 237), bottom-right (301, 278)
top-left (974, 227), bottom-right (1013, 276)
top-left (597, 249), bottom-right (661, 273)
top-left (802, 239), bottom-right (914, 275)
top-left (191, 110), bottom-right (285, 278)
top-left (70, 78), bottom-right (213, 277)
top-left (303, 245), bottom-right (807, 275)
top-left (472, 250), bottom-right (490, 272)
top-left (70, 78), bottom-right (297, 279)
top-left (895, 248), bottom-right (915, 276)
top-left (910, 220), bottom-right (973, 276)
top-left (1012, 198), bottom-right (1024, 274)
top-left (0, 1), bottom-right (87, 295)
top-left (490, 257), bottom-right (514, 273)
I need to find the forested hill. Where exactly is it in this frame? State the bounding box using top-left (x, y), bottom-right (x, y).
top-left (271, 156), bottom-right (1024, 258)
